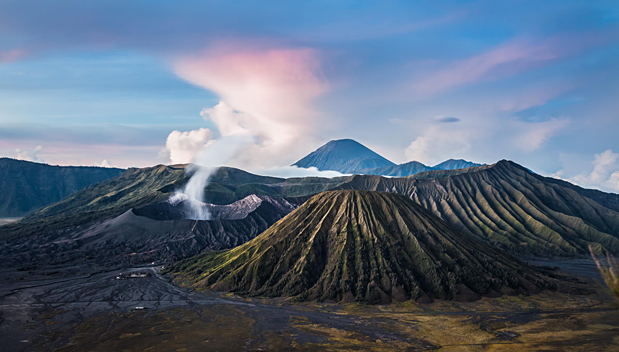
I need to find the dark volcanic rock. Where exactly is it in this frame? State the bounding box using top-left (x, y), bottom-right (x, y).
top-left (0, 195), bottom-right (304, 268)
top-left (133, 194), bottom-right (299, 221)
top-left (171, 190), bottom-right (565, 303)
top-left (335, 160), bottom-right (619, 256)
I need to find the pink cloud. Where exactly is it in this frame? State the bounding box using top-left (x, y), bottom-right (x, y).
top-left (173, 45), bottom-right (328, 128)
top-left (410, 33), bottom-right (605, 98)
top-left (171, 44), bottom-right (331, 169)
top-left (411, 40), bottom-right (558, 96)
top-left (496, 83), bottom-right (573, 112)
top-left (0, 48), bottom-right (26, 63)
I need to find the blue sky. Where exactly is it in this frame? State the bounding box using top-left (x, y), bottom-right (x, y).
top-left (1, 0), bottom-right (619, 192)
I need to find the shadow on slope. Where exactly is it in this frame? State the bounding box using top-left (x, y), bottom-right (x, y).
top-left (170, 191), bottom-right (584, 304)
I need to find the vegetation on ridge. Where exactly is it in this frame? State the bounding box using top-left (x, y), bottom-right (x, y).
top-left (0, 157), bottom-right (123, 217)
top-left (169, 190), bottom-right (568, 304)
top-left (336, 160), bottom-right (619, 256)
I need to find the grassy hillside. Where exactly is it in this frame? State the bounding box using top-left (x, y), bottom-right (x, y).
top-left (0, 165), bottom-right (348, 239)
top-left (0, 158), bottom-right (124, 217)
top-left (336, 161), bottom-right (619, 256)
top-left (169, 190), bottom-right (564, 303)
top-left (5, 159), bottom-right (619, 258)
top-left (1, 164), bottom-right (186, 239)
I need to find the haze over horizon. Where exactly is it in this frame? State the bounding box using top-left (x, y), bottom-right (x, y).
top-left (0, 1), bottom-right (618, 192)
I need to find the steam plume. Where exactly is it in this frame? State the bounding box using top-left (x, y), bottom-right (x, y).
top-left (173, 134), bottom-right (253, 220)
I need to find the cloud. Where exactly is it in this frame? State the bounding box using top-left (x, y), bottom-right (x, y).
top-left (0, 49), bottom-right (26, 63)
top-left (174, 45), bottom-right (327, 125)
top-left (171, 45), bottom-right (330, 170)
top-left (15, 145), bottom-right (43, 162)
top-left (513, 118), bottom-right (570, 152)
top-left (404, 115), bottom-right (570, 165)
top-left (433, 116), bottom-right (460, 123)
top-left (200, 101), bottom-right (254, 137)
top-left (410, 40), bottom-right (556, 96)
top-left (569, 150), bottom-right (619, 193)
top-left (408, 34), bottom-right (599, 98)
top-left (98, 159), bottom-right (112, 167)
top-left (165, 128), bottom-right (213, 164)
top-left (405, 125), bottom-right (474, 165)
top-left (254, 166), bottom-right (346, 178)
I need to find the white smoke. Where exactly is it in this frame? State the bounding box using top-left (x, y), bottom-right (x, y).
top-left (167, 45), bottom-right (330, 219)
top-left (175, 134), bottom-right (254, 220)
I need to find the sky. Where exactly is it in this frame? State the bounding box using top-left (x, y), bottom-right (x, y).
top-left (1, 0), bottom-right (619, 192)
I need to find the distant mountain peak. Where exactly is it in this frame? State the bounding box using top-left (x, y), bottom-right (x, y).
top-left (293, 139), bottom-right (487, 176)
top-left (293, 139), bottom-right (394, 174)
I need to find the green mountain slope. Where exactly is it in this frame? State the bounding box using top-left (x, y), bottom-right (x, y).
top-left (1, 164), bottom-right (186, 238)
top-left (170, 190), bottom-right (565, 303)
top-left (5, 158), bottom-right (618, 258)
top-left (0, 195), bottom-right (302, 269)
top-left (336, 161), bottom-right (619, 256)
top-left (0, 158), bottom-right (124, 217)
top-left (1, 165), bottom-right (349, 239)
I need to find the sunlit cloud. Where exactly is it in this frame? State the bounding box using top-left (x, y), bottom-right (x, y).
top-left (171, 44), bottom-right (330, 169)
top-left (165, 128), bottom-right (213, 165)
top-left (513, 118), bottom-right (570, 153)
top-left (556, 150), bottom-right (619, 193)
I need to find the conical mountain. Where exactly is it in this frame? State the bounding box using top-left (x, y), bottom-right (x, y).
top-left (293, 139), bottom-right (394, 174)
top-left (171, 190), bottom-right (562, 303)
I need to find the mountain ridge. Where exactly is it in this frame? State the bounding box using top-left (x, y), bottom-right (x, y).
top-left (169, 190), bottom-right (568, 303)
top-left (335, 160), bottom-right (619, 256)
top-left (0, 194), bottom-right (305, 268)
top-left (4, 159), bottom-right (619, 258)
top-left (0, 157), bottom-right (124, 217)
top-left (292, 139), bottom-right (482, 176)
top-left (293, 139), bottom-right (395, 173)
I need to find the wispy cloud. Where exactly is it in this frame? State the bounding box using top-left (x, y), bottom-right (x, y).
top-left (513, 118), bottom-right (570, 153)
top-left (409, 33), bottom-right (605, 98)
top-left (0, 49), bottom-right (26, 63)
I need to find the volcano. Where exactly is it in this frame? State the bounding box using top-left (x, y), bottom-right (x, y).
top-left (293, 139), bottom-right (395, 173)
top-left (171, 190), bottom-right (565, 303)
top-left (0, 194), bottom-right (305, 268)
